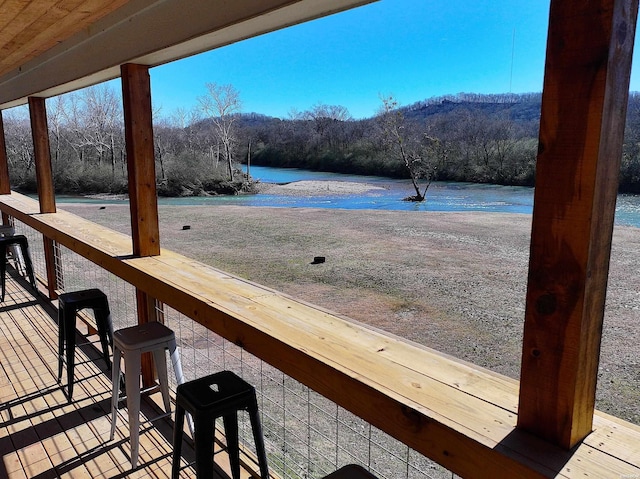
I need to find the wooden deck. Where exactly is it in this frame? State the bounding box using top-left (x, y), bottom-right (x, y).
top-left (0, 272), bottom-right (237, 479)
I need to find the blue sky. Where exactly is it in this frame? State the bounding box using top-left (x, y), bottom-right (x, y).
top-left (148, 0), bottom-right (639, 120)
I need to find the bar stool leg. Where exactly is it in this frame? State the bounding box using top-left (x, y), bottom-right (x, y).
top-left (168, 340), bottom-right (194, 435)
top-left (169, 341), bottom-right (185, 385)
top-left (124, 351), bottom-right (142, 468)
top-left (152, 348), bottom-right (171, 414)
top-left (110, 346), bottom-right (122, 441)
top-left (95, 309), bottom-right (113, 370)
top-left (18, 241), bottom-right (36, 291)
top-left (57, 305), bottom-right (65, 382)
top-left (64, 307), bottom-right (77, 401)
top-left (248, 400), bottom-right (270, 479)
top-left (223, 412), bottom-right (241, 479)
top-left (171, 405), bottom-right (186, 479)
top-left (194, 418), bottom-right (215, 479)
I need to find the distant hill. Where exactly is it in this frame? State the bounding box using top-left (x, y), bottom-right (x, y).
top-left (230, 93), bottom-right (544, 129)
top-left (402, 93), bottom-right (542, 124)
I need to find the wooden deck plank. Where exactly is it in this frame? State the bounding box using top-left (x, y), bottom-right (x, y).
top-left (0, 274), bottom-right (205, 478)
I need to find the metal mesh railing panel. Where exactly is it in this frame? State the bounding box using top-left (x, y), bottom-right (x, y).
top-left (11, 218), bottom-right (457, 479)
top-left (13, 218), bottom-right (47, 281)
top-left (161, 305), bottom-right (456, 479)
top-left (56, 241), bottom-right (138, 329)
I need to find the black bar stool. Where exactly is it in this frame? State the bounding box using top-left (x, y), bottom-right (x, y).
top-left (172, 370), bottom-right (269, 479)
top-left (57, 288), bottom-right (113, 400)
top-left (0, 234), bottom-right (36, 301)
top-left (322, 465), bottom-right (379, 479)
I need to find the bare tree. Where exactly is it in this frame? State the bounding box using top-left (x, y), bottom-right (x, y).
top-left (3, 107), bottom-right (33, 181)
top-left (377, 94), bottom-right (441, 202)
top-left (153, 117), bottom-right (172, 182)
top-left (304, 103), bottom-right (352, 151)
top-left (198, 83), bottom-right (242, 180)
top-left (62, 85), bottom-right (124, 178)
top-left (47, 96), bottom-right (66, 171)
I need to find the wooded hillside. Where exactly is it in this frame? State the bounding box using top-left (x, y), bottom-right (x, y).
top-left (3, 88), bottom-right (640, 195)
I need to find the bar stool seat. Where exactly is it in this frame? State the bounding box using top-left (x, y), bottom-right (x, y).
top-left (57, 288), bottom-right (113, 400)
top-left (0, 226), bottom-right (22, 274)
top-left (322, 465), bottom-right (378, 479)
top-left (172, 370), bottom-right (269, 479)
top-left (110, 321), bottom-right (185, 468)
top-left (0, 234), bottom-right (36, 301)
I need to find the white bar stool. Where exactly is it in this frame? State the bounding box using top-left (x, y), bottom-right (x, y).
top-left (109, 321), bottom-right (186, 468)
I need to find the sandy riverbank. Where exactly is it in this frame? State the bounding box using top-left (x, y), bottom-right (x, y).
top-left (256, 180), bottom-right (387, 196)
top-left (84, 180), bottom-right (388, 201)
top-left (62, 201), bottom-right (640, 424)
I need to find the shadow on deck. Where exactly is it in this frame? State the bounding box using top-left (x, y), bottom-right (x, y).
top-left (0, 271), bottom-right (242, 478)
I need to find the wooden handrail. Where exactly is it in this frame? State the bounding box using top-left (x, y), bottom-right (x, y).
top-left (1, 191), bottom-right (639, 478)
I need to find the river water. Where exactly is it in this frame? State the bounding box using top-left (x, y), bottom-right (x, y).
top-left (56, 165), bottom-right (640, 228)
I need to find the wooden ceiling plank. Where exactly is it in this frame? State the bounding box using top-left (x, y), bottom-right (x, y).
top-left (0, 0), bottom-right (31, 33)
top-left (0, 0), bottom-right (127, 76)
top-left (0, 0), bottom-right (57, 41)
top-left (0, 0), bottom-right (59, 66)
top-left (0, 0), bottom-right (98, 68)
top-left (0, 0), bottom-right (127, 78)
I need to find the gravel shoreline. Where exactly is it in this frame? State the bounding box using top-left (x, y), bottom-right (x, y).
top-left (62, 199), bottom-right (640, 425)
top-left (256, 180), bottom-right (387, 196)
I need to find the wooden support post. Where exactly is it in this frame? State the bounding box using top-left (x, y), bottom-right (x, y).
top-left (29, 97), bottom-right (56, 214)
top-left (518, 0), bottom-right (638, 448)
top-left (0, 112), bottom-right (10, 196)
top-left (42, 240), bottom-right (61, 298)
top-left (0, 112), bottom-right (10, 224)
top-left (29, 97), bottom-right (59, 299)
top-left (121, 63), bottom-right (160, 257)
top-left (136, 289), bottom-right (163, 388)
top-left (121, 63), bottom-right (162, 386)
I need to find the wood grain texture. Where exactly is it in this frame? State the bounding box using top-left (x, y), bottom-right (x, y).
top-left (121, 63), bottom-right (160, 257)
top-left (0, 111), bottom-right (10, 194)
top-left (518, 0), bottom-right (638, 448)
top-left (136, 288), bottom-right (159, 387)
top-left (28, 96), bottom-right (55, 214)
top-left (42, 237), bottom-right (58, 299)
top-left (0, 0), bottom-right (129, 78)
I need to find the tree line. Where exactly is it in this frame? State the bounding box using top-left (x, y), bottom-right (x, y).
top-left (2, 83), bottom-right (255, 197)
top-left (3, 85), bottom-right (640, 197)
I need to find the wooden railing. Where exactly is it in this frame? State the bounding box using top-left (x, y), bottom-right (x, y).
top-left (2, 190), bottom-right (640, 478)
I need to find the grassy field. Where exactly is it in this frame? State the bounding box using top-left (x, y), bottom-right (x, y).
top-left (63, 202), bottom-right (640, 424)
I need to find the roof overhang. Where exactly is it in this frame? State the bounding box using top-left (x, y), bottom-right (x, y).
top-left (0, 0), bottom-right (375, 109)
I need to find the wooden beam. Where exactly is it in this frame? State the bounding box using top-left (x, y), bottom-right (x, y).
top-left (28, 96), bottom-right (59, 298)
top-left (121, 63), bottom-right (161, 386)
top-left (0, 112), bottom-right (9, 225)
top-left (42, 238), bottom-right (60, 300)
top-left (28, 97), bottom-right (56, 214)
top-left (121, 63), bottom-right (159, 257)
top-left (518, 0), bottom-right (638, 448)
top-left (136, 288), bottom-right (162, 388)
top-left (0, 111), bottom-right (10, 195)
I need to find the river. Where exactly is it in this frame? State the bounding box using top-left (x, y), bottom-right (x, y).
top-left (56, 165), bottom-right (640, 228)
